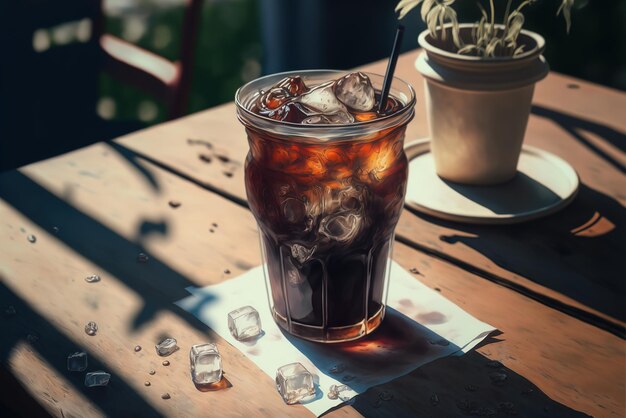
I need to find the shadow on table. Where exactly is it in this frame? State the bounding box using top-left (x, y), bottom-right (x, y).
top-left (348, 345), bottom-right (591, 418)
top-left (0, 170), bottom-right (221, 415)
top-left (443, 172), bottom-right (562, 215)
top-left (0, 283), bottom-right (164, 418)
top-left (0, 170), bottom-right (216, 333)
top-left (531, 105), bottom-right (626, 174)
top-left (283, 308), bottom-right (464, 394)
top-left (406, 183), bottom-right (626, 327)
top-left (284, 309), bottom-right (589, 417)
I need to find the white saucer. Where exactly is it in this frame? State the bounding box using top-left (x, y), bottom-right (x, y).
top-left (404, 139), bottom-right (580, 225)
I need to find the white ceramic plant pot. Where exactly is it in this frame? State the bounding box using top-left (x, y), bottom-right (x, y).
top-left (416, 24), bottom-right (549, 185)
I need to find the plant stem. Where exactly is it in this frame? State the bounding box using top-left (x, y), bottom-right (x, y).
top-left (503, 0), bottom-right (513, 53)
top-left (503, 0), bottom-right (512, 26)
top-left (489, 0), bottom-right (495, 27)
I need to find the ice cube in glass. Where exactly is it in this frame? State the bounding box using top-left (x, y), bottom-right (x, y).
top-left (227, 306), bottom-right (262, 341)
top-left (275, 362), bottom-right (315, 405)
top-left (155, 337), bottom-right (179, 356)
top-left (189, 343), bottom-right (223, 385)
top-left (84, 371), bottom-right (110, 387)
top-left (67, 351), bottom-right (87, 372)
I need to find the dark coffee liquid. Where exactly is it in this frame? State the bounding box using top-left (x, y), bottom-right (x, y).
top-left (244, 73), bottom-right (408, 341)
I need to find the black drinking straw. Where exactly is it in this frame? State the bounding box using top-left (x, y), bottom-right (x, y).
top-left (378, 25), bottom-right (405, 114)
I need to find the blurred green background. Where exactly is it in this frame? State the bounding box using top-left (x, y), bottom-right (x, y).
top-left (99, 0), bottom-right (262, 124)
top-left (97, 0), bottom-right (624, 126)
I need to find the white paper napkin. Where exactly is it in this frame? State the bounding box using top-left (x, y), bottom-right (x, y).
top-left (176, 261), bottom-right (495, 416)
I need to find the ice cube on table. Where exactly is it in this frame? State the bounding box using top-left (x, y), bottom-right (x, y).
top-left (334, 385), bottom-right (358, 402)
top-left (155, 337), bottom-right (179, 356)
top-left (335, 72), bottom-right (375, 112)
top-left (189, 343), bottom-right (223, 385)
top-left (227, 306), bottom-right (262, 341)
top-left (84, 371), bottom-right (110, 387)
top-left (297, 82), bottom-right (354, 123)
top-left (67, 351), bottom-right (88, 372)
top-left (275, 362), bottom-right (315, 405)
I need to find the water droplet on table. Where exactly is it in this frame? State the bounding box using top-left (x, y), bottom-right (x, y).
top-left (199, 153), bottom-right (212, 163)
top-left (27, 234), bottom-right (37, 243)
top-left (499, 401), bottom-right (515, 409)
top-left (4, 305), bottom-right (16, 317)
top-left (144, 381), bottom-right (151, 386)
top-left (430, 393), bottom-right (440, 406)
top-left (211, 222), bottom-right (218, 228)
top-left (486, 360), bottom-right (503, 368)
top-left (134, 345), bottom-right (142, 352)
top-left (328, 384), bottom-right (356, 402)
top-left (149, 369), bottom-right (156, 375)
top-left (168, 200), bottom-right (181, 208)
top-left (161, 393), bottom-right (170, 399)
top-left (52, 226), bottom-right (60, 234)
top-left (489, 371), bottom-right (508, 384)
top-left (84, 274), bottom-right (101, 283)
top-left (85, 321), bottom-right (98, 336)
top-left (483, 406), bottom-right (497, 416)
top-left (379, 390), bottom-right (393, 401)
top-left (409, 267), bottom-right (421, 275)
top-left (26, 333), bottom-right (40, 343)
top-left (328, 363), bottom-right (345, 374)
top-left (137, 253), bottom-right (149, 263)
top-left (162, 360), bottom-right (170, 366)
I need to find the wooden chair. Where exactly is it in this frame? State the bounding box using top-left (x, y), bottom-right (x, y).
top-left (98, 0), bottom-right (203, 120)
top-left (0, 0), bottom-right (203, 170)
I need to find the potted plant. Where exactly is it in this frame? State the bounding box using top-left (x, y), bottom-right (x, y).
top-left (396, 0), bottom-right (575, 185)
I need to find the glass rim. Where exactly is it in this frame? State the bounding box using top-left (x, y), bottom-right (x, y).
top-left (235, 69), bottom-right (416, 132)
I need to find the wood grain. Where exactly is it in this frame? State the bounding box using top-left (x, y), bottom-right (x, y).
top-left (0, 142), bottom-right (623, 417)
top-left (114, 50), bottom-right (626, 332)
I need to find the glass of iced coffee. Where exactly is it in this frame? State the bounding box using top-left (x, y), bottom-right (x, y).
top-left (236, 70), bottom-right (415, 342)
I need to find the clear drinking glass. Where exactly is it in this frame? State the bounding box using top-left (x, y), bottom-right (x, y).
top-left (236, 70), bottom-right (415, 342)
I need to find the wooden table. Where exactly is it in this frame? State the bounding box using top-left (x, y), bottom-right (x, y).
top-left (1, 50), bottom-right (624, 417)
